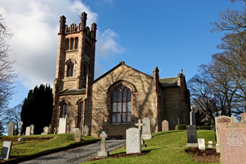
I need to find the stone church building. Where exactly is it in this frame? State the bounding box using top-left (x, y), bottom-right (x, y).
top-left (51, 12), bottom-right (190, 138)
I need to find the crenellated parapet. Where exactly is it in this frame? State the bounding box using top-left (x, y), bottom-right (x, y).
top-left (59, 12), bottom-right (97, 40)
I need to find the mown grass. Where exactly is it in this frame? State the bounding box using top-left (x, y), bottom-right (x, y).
top-left (0, 133), bottom-right (99, 161)
top-left (84, 130), bottom-right (218, 164)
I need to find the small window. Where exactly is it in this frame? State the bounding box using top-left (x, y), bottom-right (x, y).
top-left (71, 38), bottom-right (74, 49)
top-left (67, 62), bottom-right (74, 77)
top-left (61, 103), bottom-right (68, 118)
top-left (75, 38), bottom-right (78, 49)
top-left (112, 85), bottom-right (131, 123)
top-left (66, 39), bottom-right (69, 50)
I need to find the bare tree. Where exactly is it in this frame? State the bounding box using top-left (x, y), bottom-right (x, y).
top-left (3, 103), bottom-right (22, 131)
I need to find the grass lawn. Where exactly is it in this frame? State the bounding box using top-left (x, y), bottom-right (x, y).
top-left (0, 134), bottom-right (99, 162)
top-left (84, 130), bottom-right (219, 164)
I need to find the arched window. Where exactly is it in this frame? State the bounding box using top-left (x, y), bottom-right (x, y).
top-left (60, 103), bottom-right (68, 118)
top-left (112, 85), bottom-right (131, 123)
top-left (66, 39), bottom-right (69, 50)
top-left (67, 62), bottom-right (74, 77)
top-left (75, 38), bottom-right (78, 49)
top-left (77, 102), bottom-right (83, 129)
top-left (71, 38), bottom-right (74, 49)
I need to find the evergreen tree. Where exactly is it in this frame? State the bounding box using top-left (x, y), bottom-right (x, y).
top-left (21, 84), bottom-right (53, 134)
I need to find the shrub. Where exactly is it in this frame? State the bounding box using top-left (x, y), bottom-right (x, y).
top-left (197, 126), bottom-right (211, 130)
top-left (175, 124), bottom-right (187, 130)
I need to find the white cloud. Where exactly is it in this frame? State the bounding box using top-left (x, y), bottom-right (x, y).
top-left (0, 0), bottom-right (123, 89)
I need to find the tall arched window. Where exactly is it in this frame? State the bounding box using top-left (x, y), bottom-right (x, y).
top-left (75, 38), bottom-right (78, 49)
top-left (67, 62), bottom-right (74, 77)
top-left (60, 103), bottom-right (68, 118)
top-left (66, 39), bottom-right (69, 50)
top-left (112, 85), bottom-right (131, 123)
top-left (77, 102), bottom-right (83, 129)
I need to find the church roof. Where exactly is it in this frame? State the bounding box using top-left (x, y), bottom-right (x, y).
top-left (58, 88), bottom-right (86, 95)
top-left (159, 77), bottom-right (178, 87)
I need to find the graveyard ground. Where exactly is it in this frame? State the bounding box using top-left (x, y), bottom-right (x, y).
top-left (85, 130), bottom-right (219, 164)
top-left (0, 134), bottom-right (99, 163)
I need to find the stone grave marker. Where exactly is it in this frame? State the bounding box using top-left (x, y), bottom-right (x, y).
top-left (219, 123), bottom-right (246, 164)
top-left (190, 111), bottom-right (196, 125)
top-left (230, 115), bottom-right (237, 123)
top-left (126, 128), bottom-right (141, 154)
top-left (208, 141), bottom-right (213, 148)
top-left (97, 131), bottom-right (108, 157)
top-left (162, 120), bottom-right (169, 131)
top-left (25, 126), bottom-right (31, 136)
top-left (198, 138), bottom-right (205, 150)
top-left (17, 138), bottom-right (23, 142)
top-left (30, 124), bottom-right (35, 135)
top-left (53, 128), bottom-right (57, 134)
top-left (8, 122), bottom-right (14, 136)
top-left (41, 126), bottom-right (49, 135)
top-left (83, 125), bottom-right (89, 136)
top-left (215, 116), bottom-right (231, 152)
top-left (1, 141), bottom-right (12, 160)
top-left (18, 121), bottom-right (23, 136)
top-left (186, 125), bottom-right (198, 147)
top-left (74, 128), bottom-right (82, 142)
top-left (58, 118), bottom-right (67, 134)
top-left (135, 119), bottom-right (145, 146)
top-left (142, 117), bottom-right (151, 140)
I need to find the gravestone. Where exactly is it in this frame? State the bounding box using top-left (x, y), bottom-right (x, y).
top-left (41, 126), bottom-right (49, 135)
top-left (215, 116), bottom-right (231, 152)
top-left (126, 128), bottom-right (141, 154)
top-left (25, 126), bottom-right (30, 136)
top-left (30, 124), bottom-right (35, 135)
top-left (186, 125), bottom-right (198, 147)
top-left (208, 141), bottom-right (213, 148)
top-left (219, 122), bottom-right (246, 164)
top-left (230, 115), bottom-right (237, 123)
top-left (190, 111), bottom-right (196, 125)
top-left (97, 131), bottom-right (108, 157)
top-left (8, 122), bottom-right (14, 136)
top-left (58, 118), bottom-right (67, 134)
top-left (162, 120), bottom-right (169, 131)
top-left (74, 128), bottom-right (82, 142)
top-left (17, 138), bottom-right (23, 142)
top-left (135, 119), bottom-right (145, 146)
top-left (198, 138), bottom-right (205, 150)
top-left (1, 141), bottom-right (12, 160)
top-left (18, 121), bottom-right (23, 136)
top-left (142, 117), bottom-right (151, 140)
top-left (83, 125), bottom-right (89, 136)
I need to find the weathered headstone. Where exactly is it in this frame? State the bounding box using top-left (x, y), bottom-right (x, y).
top-left (215, 116), bottom-right (231, 152)
top-left (208, 141), bottom-right (213, 148)
top-left (230, 115), bottom-right (237, 123)
top-left (190, 111), bottom-right (196, 126)
top-left (25, 126), bottom-right (31, 136)
top-left (18, 121), bottom-right (23, 136)
top-left (162, 120), bottom-right (169, 131)
top-left (58, 118), bottom-right (67, 134)
top-left (74, 128), bottom-right (82, 142)
top-left (8, 122), bottom-right (14, 136)
top-left (219, 123), bottom-right (246, 164)
top-left (41, 126), bottom-right (49, 135)
top-left (83, 125), bottom-right (89, 136)
top-left (126, 128), bottom-right (141, 154)
top-left (142, 117), bottom-right (151, 140)
top-left (198, 138), bottom-right (205, 150)
top-left (97, 131), bottom-right (108, 157)
top-left (1, 141), bottom-right (12, 160)
top-left (135, 119), bottom-right (145, 146)
top-left (30, 124), bottom-right (35, 135)
top-left (186, 125), bottom-right (198, 147)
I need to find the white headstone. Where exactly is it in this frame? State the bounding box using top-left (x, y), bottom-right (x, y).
top-left (83, 125), bottom-right (89, 136)
top-left (74, 128), bottom-right (82, 142)
top-left (126, 128), bottom-right (141, 154)
top-left (25, 126), bottom-right (31, 136)
top-left (58, 118), bottom-right (67, 134)
top-left (41, 126), bottom-right (49, 135)
top-left (198, 138), bottom-right (205, 150)
top-left (208, 141), bottom-right (213, 148)
top-left (1, 141), bottom-right (12, 160)
top-left (30, 124), bottom-right (35, 135)
top-left (142, 117), bottom-right (152, 140)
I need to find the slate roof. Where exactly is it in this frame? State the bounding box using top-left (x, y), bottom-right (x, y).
top-left (58, 88), bottom-right (86, 95)
top-left (159, 77), bottom-right (178, 87)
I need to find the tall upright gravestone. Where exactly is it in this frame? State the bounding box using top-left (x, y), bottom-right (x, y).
top-left (83, 125), bottom-right (89, 136)
top-left (8, 122), bottom-right (14, 136)
top-left (97, 131), bottom-right (108, 157)
top-left (186, 125), bottom-right (198, 147)
top-left (190, 111), bottom-right (196, 125)
top-left (25, 126), bottom-right (31, 136)
top-left (162, 120), bottom-right (169, 131)
top-left (142, 117), bottom-right (152, 140)
top-left (74, 128), bottom-right (81, 142)
top-left (126, 128), bottom-right (141, 154)
top-left (30, 124), bottom-right (35, 135)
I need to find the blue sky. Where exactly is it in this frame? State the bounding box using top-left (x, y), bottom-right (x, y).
top-left (0, 0), bottom-right (244, 108)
